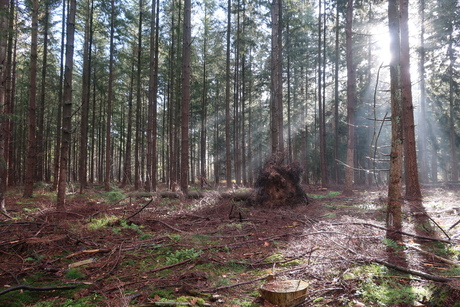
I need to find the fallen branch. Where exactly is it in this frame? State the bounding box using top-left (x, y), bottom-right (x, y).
top-left (202, 275), bottom-right (267, 293)
top-left (406, 244), bottom-right (459, 266)
top-left (369, 258), bottom-right (452, 282)
top-left (411, 210), bottom-right (450, 240)
top-left (0, 284), bottom-right (82, 296)
top-left (120, 259), bottom-right (192, 281)
top-left (448, 218), bottom-right (460, 232)
top-left (330, 222), bottom-right (451, 244)
top-left (148, 219), bottom-right (186, 233)
top-left (0, 200), bottom-right (12, 219)
top-left (140, 302), bottom-right (211, 306)
top-left (126, 198), bottom-right (155, 220)
top-left (64, 248), bottom-right (111, 259)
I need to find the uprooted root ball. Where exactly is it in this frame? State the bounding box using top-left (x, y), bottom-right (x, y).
top-left (248, 154), bottom-right (308, 208)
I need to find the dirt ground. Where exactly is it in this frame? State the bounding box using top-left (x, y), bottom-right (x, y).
top-left (1, 185), bottom-right (460, 306)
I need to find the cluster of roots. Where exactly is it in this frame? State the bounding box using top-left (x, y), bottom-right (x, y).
top-left (248, 153), bottom-right (308, 208)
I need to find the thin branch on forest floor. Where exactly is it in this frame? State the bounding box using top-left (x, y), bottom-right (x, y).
top-left (0, 284), bottom-right (82, 296)
top-left (0, 267), bottom-right (20, 285)
top-left (202, 262), bottom-right (320, 293)
top-left (448, 218), bottom-right (460, 232)
top-left (202, 275), bottom-right (268, 293)
top-left (64, 248), bottom-right (112, 259)
top-left (368, 258), bottom-right (452, 282)
top-left (126, 198), bottom-right (154, 220)
top-left (406, 244), bottom-right (459, 266)
top-left (148, 219), bottom-right (186, 233)
top-left (1, 199), bottom-right (12, 219)
top-left (106, 242), bottom-right (124, 276)
top-left (119, 259), bottom-right (192, 281)
top-left (408, 205), bottom-right (451, 240)
top-left (329, 222), bottom-right (451, 244)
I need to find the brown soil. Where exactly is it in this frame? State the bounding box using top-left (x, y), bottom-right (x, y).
top-left (1, 185), bottom-right (460, 306)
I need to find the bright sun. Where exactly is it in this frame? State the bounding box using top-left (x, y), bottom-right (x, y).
top-left (371, 22), bottom-right (392, 65)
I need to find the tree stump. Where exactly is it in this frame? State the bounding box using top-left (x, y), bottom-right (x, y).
top-left (248, 154), bottom-right (308, 208)
top-left (260, 279), bottom-right (308, 307)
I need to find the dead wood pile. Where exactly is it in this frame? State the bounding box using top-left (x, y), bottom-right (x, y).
top-left (247, 154), bottom-right (308, 208)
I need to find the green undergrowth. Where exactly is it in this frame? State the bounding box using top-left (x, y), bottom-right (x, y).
top-left (308, 191), bottom-right (341, 199)
top-left (344, 263), bottom-right (431, 306)
top-left (0, 280), bottom-right (98, 307)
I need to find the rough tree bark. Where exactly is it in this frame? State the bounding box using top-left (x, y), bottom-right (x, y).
top-left (180, 0), bottom-right (191, 194)
top-left (386, 0), bottom-right (403, 242)
top-left (225, 0), bottom-right (232, 189)
top-left (271, 0), bottom-right (283, 154)
top-left (400, 0), bottom-right (421, 200)
top-left (23, 0), bottom-right (39, 198)
top-left (105, 0), bottom-right (115, 192)
top-left (56, 0), bottom-right (77, 210)
top-left (0, 0), bottom-right (9, 215)
top-left (343, 0), bottom-right (356, 196)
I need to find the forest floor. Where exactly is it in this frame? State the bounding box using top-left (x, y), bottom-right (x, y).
top-left (1, 184), bottom-right (460, 306)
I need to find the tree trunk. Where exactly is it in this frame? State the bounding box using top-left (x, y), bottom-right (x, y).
top-left (0, 0), bottom-right (9, 214)
top-left (53, 0), bottom-right (67, 191)
top-left (200, 20), bottom-right (207, 190)
top-left (23, 0), bottom-right (39, 198)
top-left (271, 0), bottom-right (283, 154)
top-left (343, 0), bottom-right (355, 196)
top-left (387, 0), bottom-right (403, 242)
top-left (147, 0), bottom-right (159, 192)
top-left (6, 0), bottom-right (16, 187)
top-left (448, 34), bottom-right (458, 182)
top-left (417, 0), bottom-right (428, 183)
top-left (233, 0), bottom-right (240, 186)
top-left (79, 0), bottom-right (92, 193)
top-left (317, 0), bottom-right (327, 188)
top-left (105, 0), bottom-right (115, 192)
top-left (334, 3), bottom-right (340, 185)
top-left (36, 4), bottom-right (50, 183)
top-left (56, 0), bottom-right (76, 210)
top-left (399, 0), bottom-right (421, 200)
top-left (180, 0), bottom-right (191, 193)
top-left (122, 58), bottom-right (135, 187)
top-left (225, 0), bottom-right (232, 189)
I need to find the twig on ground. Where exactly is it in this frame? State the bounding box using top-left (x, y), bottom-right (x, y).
top-left (0, 284), bottom-right (82, 296)
top-left (414, 211), bottom-right (450, 240)
top-left (148, 219), bottom-right (186, 233)
top-left (202, 275), bottom-right (267, 293)
top-left (406, 244), bottom-right (459, 266)
top-left (126, 198), bottom-right (155, 220)
top-left (107, 242), bottom-right (124, 276)
top-left (330, 222), bottom-right (451, 244)
top-left (368, 258), bottom-right (452, 282)
top-left (448, 218), bottom-right (460, 232)
top-left (64, 248), bottom-right (112, 259)
top-left (120, 259), bottom-right (192, 281)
